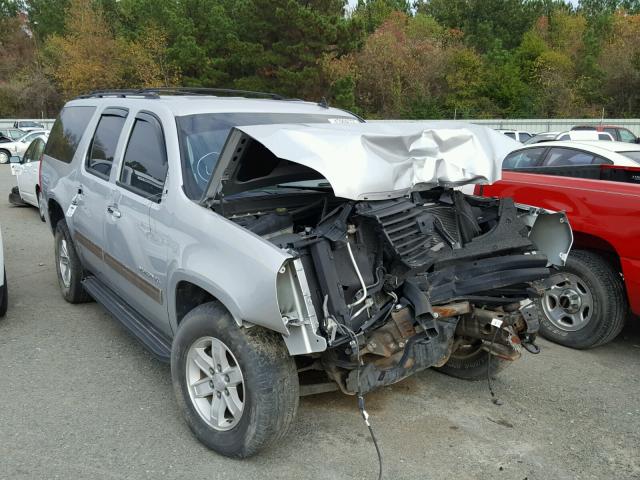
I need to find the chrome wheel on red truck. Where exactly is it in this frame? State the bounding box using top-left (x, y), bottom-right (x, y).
top-left (537, 250), bottom-right (627, 349)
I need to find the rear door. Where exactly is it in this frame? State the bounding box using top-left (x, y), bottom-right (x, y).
top-left (72, 107), bottom-right (129, 277)
top-left (102, 111), bottom-right (170, 334)
top-left (16, 138), bottom-right (45, 206)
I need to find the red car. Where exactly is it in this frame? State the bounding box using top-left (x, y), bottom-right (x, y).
top-left (477, 164), bottom-right (640, 348)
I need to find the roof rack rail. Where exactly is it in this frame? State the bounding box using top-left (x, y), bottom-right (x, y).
top-left (76, 87), bottom-right (288, 100)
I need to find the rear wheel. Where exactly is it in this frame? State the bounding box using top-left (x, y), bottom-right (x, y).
top-left (538, 250), bottom-right (626, 349)
top-left (54, 221), bottom-right (91, 303)
top-left (0, 269), bottom-right (7, 317)
top-left (435, 342), bottom-right (509, 381)
top-left (172, 302), bottom-right (299, 458)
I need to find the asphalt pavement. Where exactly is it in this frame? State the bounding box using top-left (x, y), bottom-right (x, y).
top-left (0, 166), bottom-right (639, 480)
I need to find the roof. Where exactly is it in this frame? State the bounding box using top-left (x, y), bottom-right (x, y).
top-left (66, 93), bottom-right (356, 119)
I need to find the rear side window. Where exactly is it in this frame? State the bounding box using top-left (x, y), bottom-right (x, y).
top-left (544, 148), bottom-right (594, 167)
top-left (502, 147), bottom-right (546, 169)
top-left (503, 132), bottom-right (516, 139)
top-left (45, 106), bottom-right (96, 163)
top-left (598, 133), bottom-right (612, 141)
top-left (86, 108), bottom-right (127, 179)
top-left (519, 132), bottom-right (532, 142)
top-left (118, 113), bottom-right (167, 201)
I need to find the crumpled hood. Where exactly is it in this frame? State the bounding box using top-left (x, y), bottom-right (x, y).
top-left (233, 121), bottom-right (518, 200)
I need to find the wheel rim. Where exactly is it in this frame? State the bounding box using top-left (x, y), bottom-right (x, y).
top-left (38, 191), bottom-right (46, 219)
top-left (58, 238), bottom-right (72, 288)
top-left (186, 336), bottom-right (245, 431)
top-left (0, 152), bottom-right (8, 164)
top-left (542, 272), bottom-right (593, 332)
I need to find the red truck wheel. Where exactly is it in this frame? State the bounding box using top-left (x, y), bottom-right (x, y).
top-left (538, 250), bottom-right (627, 349)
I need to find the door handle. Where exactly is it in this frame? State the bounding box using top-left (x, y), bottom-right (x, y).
top-left (107, 205), bottom-right (121, 218)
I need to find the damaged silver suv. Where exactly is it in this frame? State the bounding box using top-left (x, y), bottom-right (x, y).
top-left (41, 89), bottom-right (572, 458)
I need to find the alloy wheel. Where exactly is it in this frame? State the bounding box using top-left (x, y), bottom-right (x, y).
top-left (186, 336), bottom-right (245, 431)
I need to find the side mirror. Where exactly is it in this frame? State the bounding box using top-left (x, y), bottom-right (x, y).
top-left (9, 155), bottom-right (21, 164)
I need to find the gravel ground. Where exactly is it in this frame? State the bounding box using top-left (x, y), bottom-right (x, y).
top-left (0, 166), bottom-right (639, 480)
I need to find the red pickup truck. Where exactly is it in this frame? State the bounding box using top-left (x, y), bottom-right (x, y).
top-left (477, 165), bottom-right (640, 348)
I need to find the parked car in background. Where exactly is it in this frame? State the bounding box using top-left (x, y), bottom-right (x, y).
top-left (524, 131), bottom-right (561, 144)
top-left (555, 130), bottom-right (614, 141)
top-left (502, 141), bottom-right (639, 171)
top-left (497, 129), bottom-right (533, 143)
top-left (0, 223), bottom-right (6, 318)
top-left (524, 130), bottom-right (613, 144)
top-left (8, 138), bottom-right (47, 221)
top-left (571, 124), bottom-right (639, 143)
top-left (13, 120), bottom-right (45, 132)
top-left (0, 128), bottom-right (26, 141)
top-left (477, 164), bottom-right (640, 349)
top-left (40, 90), bottom-right (571, 458)
top-left (0, 130), bottom-right (49, 164)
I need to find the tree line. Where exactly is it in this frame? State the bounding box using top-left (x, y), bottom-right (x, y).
top-left (0, 0), bottom-right (639, 119)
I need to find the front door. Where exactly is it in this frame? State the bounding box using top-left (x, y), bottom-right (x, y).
top-left (102, 112), bottom-right (170, 335)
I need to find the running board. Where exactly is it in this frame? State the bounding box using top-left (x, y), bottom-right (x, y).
top-left (82, 276), bottom-right (172, 362)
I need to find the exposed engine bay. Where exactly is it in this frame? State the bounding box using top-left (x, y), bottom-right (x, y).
top-left (217, 186), bottom-right (570, 395)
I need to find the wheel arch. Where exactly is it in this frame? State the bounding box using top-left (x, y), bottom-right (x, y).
top-left (47, 198), bottom-right (65, 234)
top-left (571, 231), bottom-right (622, 272)
top-left (170, 273), bottom-right (244, 334)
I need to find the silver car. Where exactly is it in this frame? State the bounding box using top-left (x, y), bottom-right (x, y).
top-left (40, 89), bottom-right (572, 458)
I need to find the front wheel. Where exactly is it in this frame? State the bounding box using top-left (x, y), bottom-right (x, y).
top-left (37, 190), bottom-right (46, 222)
top-left (171, 302), bottom-right (299, 458)
top-left (0, 150), bottom-right (9, 164)
top-left (435, 343), bottom-right (510, 381)
top-left (537, 250), bottom-right (626, 349)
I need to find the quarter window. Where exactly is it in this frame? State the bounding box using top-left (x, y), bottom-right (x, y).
top-left (119, 113), bottom-right (167, 201)
top-left (86, 109), bottom-right (127, 179)
top-left (45, 106), bottom-right (97, 164)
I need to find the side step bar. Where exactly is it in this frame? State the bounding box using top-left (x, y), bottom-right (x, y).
top-left (82, 276), bottom-right (172, 362)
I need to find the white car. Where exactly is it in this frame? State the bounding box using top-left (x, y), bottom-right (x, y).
top-left (503, 140), bottom-right (640, 170)
top-left (0, 223), bottom-right (6, 318)
top-left (13, 120), bottom-right (45, 132)
top-left (554, 130), bottom-right (614, 142)
top-left (0, 130), bottom-right (49, 164)
top-left (9, 137), bottom-right (47, 221)
top-left (497, 129), bottom-right (534, 143)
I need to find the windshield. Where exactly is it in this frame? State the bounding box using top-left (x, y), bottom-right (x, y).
top-left (618, 151), bottom-right (640, 163)
top-left (176, 112), bottom-right (359, 200)
top-left (20, 121), bottom-right (42, 127)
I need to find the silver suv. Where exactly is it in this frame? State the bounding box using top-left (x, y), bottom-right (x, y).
top-left (41, 89), bottom-right (572, 458)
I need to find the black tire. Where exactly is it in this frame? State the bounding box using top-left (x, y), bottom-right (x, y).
top-left (435, 344), bottom-right (510, 381)
top-left (171, 302), bottom-right (299, 458)
top-left (54, 221), bottom-right (92, 303)
top-left (0, 269), bottom-right (7, 317)
top-left (537, 250), bottom-right (626, 349)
